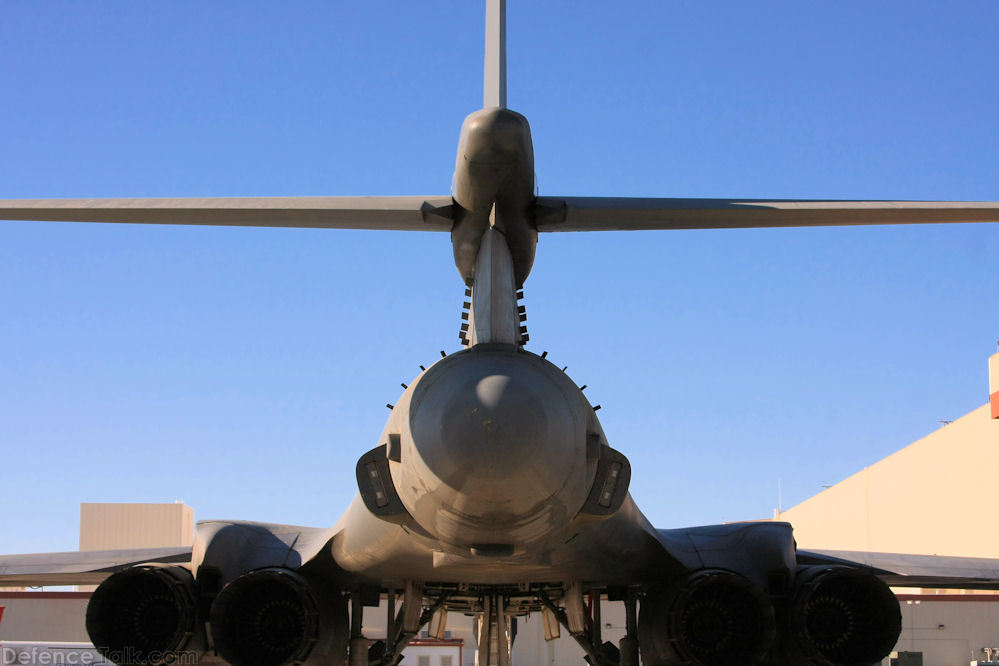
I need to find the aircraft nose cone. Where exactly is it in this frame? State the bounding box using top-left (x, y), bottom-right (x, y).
top-left (402, 348), bottom-right (590, 545)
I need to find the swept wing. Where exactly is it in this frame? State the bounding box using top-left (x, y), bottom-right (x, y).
top-left (799, 548), bottom-right (999, 590)
top-left (0, 547), bottom-right (192, 586)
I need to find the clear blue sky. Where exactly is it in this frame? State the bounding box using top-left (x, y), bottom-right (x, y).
top-left (1, 1), bottom-right (997, 555)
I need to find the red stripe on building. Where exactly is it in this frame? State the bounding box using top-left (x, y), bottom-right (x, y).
top-left (991, 390), bottom-right (999, 419)
top-left (0, 592), bottom-right (92, 600)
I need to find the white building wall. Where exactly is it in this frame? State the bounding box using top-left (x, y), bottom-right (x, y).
top-left (0, 593), bottom-right (90, 642)
top-left (511, 601), bottom-right (628, 665)
top-left (886, 595), bottom-right (999, 666)
top-left (402, 644), bottom-right (462, 666)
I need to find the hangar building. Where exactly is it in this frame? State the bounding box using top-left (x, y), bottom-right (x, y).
top-left (778, 351), bottom-right (999, 560)
top-left (776, 349), bottom-right (999, 665)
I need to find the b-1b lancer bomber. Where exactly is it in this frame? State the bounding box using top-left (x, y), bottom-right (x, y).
top-left (2, 2), bottom-right (999, 665)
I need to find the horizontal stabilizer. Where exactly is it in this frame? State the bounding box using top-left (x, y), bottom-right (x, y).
top-left (0, 546), bottom-right (192, 586)
top-left (536, 197), bottom-right (999, 232)
top-left (0, 196), bottom-right (454, 231)
top-left (4, 197), bottom-right (996, 234)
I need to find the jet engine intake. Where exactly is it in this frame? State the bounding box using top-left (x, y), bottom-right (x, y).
top-left (86, 565), bottom-right (202, 665)
top-left (639, 569), bottom-right (776, 665)
top-left (209, 567), bottom-right (348, 666)
top-left (787, 566), bottom-right (901, 665)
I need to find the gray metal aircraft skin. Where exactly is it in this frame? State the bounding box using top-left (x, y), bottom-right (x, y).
top-left (2, 2), bottom-right (999, 666)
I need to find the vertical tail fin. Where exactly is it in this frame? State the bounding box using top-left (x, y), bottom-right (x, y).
top-left (484, 0), bottom-right (507, 108)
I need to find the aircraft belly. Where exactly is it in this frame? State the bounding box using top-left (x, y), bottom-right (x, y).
top-left (331, 491), bottom-right (677, 586)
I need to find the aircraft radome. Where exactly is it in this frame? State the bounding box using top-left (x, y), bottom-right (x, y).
top-left (1, 2), bottom-right (998, 665)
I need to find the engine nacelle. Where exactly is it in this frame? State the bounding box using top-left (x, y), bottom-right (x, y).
top-left (209, 567), bottom-right (348, 666)
top-left (86, 565), bottom-right (203, 665)
top-left (786, 566), bottom-right (901, 665)
top-left (639, 569), bottom-right (776, 665)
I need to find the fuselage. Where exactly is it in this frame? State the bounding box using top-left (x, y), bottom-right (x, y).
top-left (332, 346), bottom-right (662, 586)
top-left (328, 107), bottom-right (663, 586)
top-left (323, 106), bottom-right (675, 589)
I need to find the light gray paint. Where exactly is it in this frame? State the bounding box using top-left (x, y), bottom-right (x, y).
top-left (535, 196), bottom-right (999, 231)
top-left (0, 196), bottom-right (454, 231)
top-left (484, 0), bottom-right (506, 109)
top-left (0, 547), bottom-right (191, 586)
top-left (467, 227), bottom-right (519, 345)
